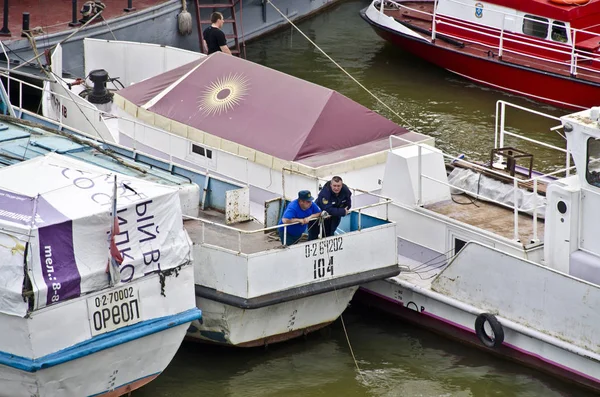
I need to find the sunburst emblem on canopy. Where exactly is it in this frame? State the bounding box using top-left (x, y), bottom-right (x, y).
top-left (198, 73), bottom-right (250, 116)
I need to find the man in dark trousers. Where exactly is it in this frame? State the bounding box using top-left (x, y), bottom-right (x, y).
top-left (309, 176), bottom-right (352, 240)
top-left (202, 12), bottom-right (232, 55)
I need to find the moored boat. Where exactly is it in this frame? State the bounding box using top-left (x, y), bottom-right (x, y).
top-left (27, 35), bottom-right (600, 390)
top-left (0, 107), bottom-right (200, 395)
top-left (356, 100), bottom-right (600, 392)
top-left (0, 0), bottom-right (346, 81)
top-left (2, 80), bottom-right (402, 348)
top-left (360, 0), bottom-right (600, 110)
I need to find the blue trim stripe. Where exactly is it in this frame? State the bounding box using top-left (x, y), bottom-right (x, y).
top-left (0, 308), bottom-right (201, 372)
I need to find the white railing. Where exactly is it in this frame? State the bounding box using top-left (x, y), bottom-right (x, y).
top-left (183, 198), bottom-right (393, 254)
top-left (0, 72), bottom-right (252, 185)
top-left (379, 0), bottom-right (600, 79)
top-left (388, 100), bottom-right (575, 243)
top-left (281, 167), bottom-right (391, 207)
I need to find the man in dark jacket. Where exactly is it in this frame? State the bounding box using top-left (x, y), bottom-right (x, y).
top-left (308, 176), bottom-right (352, 240)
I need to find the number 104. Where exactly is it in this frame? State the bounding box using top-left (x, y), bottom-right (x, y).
top-left (314, 257), bottom-right (334, 279)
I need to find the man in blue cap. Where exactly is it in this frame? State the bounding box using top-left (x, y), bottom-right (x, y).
top-left (278, 190), bottom-right (322, 246)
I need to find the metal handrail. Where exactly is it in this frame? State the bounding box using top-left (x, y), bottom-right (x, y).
top-left (388, 100), bottom-right (574, 242)
top-left (281, 166), bottom-right (392, 202)
top-left (379, 0), bottom-right (600, 78)
top-left (389, 136), bottom-right (569, 186)
top-left (182, 199), bottom-right (392, 253)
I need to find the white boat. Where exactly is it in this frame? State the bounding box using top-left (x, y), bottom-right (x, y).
top-left (4, 82), bottom-right (402, 348)
top-left (37, 38), bottom-right (433, 198)
top-left (355, 101), bottom-right (600, 392)
top-left (0, 113), bottom-right (199, 394)
top-left (30, 34), bottom-right (600, 390)
top-left (32, 35), bottom-right (600, 391)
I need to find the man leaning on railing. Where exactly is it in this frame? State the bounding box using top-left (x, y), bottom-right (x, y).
top-left (278, 190), bottom-right (322, 246)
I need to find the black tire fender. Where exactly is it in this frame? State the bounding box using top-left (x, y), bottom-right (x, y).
top-left (474, 313), bottom-right (504, 348)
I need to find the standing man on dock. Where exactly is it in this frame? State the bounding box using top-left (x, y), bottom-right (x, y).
top-left (309, 176), bottom-right (352, 240)
top-left (203, 12), bottom-right (232, 55)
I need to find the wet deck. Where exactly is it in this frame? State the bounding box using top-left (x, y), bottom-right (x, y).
top-left (184, 209), bottom-right (284, 254)
top-left (0, 0), bottom-right (168, 41)
top-left (425, 196), bottom-right (545, 244)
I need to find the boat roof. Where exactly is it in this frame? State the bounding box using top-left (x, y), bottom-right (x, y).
top-left (115, 52), bottom-right (423, 164)
top-left (482, 0), bottom-right (600, 24)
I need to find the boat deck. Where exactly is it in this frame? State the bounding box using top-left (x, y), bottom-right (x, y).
top-left (382, 2), bottom-right (600, 84)
top-left (424, 195), bottom-right (545, 244)
top-left (0, 0), bottom-right (168, 41)
top-left (184, 209), bottom-right (284, 254)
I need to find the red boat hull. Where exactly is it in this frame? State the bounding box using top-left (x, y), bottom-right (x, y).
top-left (361, 10), bottom-right (600, 110)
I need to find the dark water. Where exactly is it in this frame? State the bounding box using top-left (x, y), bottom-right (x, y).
top-left (135, 307), bottom-right (591, 397)
top-left (247, 0), bottom-right (570, 173)
top-left (134, 1), bottom-right (590, 396)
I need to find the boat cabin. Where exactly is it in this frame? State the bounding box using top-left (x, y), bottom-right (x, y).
top-left (435, 0), bottom-right (600, 56)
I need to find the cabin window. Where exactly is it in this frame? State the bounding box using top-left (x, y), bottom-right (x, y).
top-left (551, 21), bottom-right (568, 43)
top-left (192, 144), bottom-right (213, 159)
top-left (454, 238), bottom-right (467, 256)
top-left (586, 138), bottom-right (600, 188)
top-left (522, 15), bottom-right (549, 39)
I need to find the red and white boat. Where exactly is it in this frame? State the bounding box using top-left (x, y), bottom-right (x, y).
top-left (361, 0), bottom-right (600, 110)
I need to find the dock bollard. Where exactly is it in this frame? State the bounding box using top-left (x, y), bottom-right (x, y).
top-left (21, 12), bottom-right (30, 37)
top-left (0, 0), bottom-right (11, 37)
top-left (124, 0), bottom-right (136, 12)
top-left (69, 0), bottom-right (81, 27)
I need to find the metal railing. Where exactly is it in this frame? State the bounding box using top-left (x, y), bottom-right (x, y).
top-left (387, 100), bottom-right (575, 243)
top-left (182, 198), bottom-right (393, 254)
top-left (378, 0), bottom-right (600, 79)
top-left (281, 167), bottom-right (391, 210)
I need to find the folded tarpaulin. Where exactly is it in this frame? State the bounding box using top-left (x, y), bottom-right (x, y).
top-left (0, 153), bottom-right (191, 316)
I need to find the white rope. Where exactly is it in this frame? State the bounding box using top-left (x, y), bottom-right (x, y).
top-left (266, 0), bottom-right (416, 131)
top-left (319, 215), bottom-right (366, 383)
top-left (340, 313), bottom-right (367, 383)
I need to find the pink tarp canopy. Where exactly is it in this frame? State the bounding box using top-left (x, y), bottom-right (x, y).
top-left (118, 52), bottom-right (412, 162)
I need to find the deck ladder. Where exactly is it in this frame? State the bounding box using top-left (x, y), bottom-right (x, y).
top-left (194, 0), bottom-right (246, 57)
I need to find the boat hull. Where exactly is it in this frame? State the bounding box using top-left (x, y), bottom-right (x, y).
top-left (4, 0), bottom-right (345, 80)
top-left (355, 281), bottom-right (600, 394)
top-left (188, 287), bottom-right (358, 347)
top-left (1, 325), bottom-right (183, 397)
top-left (361, 8), bottom-right (600, 110)
top-left (0, 266), bottom-right (199, 397)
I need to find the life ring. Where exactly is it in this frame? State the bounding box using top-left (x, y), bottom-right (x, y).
top-left (474, 313), bottom-right (504, 348)
top-left (549, 0), bottom-right (590, 6)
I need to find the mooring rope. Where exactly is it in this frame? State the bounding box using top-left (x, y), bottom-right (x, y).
top-left (265, 0), bottom-right (417, 132)
top-left (317, 215), bottom-right (367, 384)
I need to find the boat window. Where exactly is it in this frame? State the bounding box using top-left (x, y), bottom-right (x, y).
top-left (454, 238), bottom-right (467, 256)
top-left (551, 21), bottom-right (568, 43)
top-left (192, 143), bottom-right (213, 159)
top-left (522, 15), bottom-right (549, 39)
top-left (586, 138), bottom-right (600, 187)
